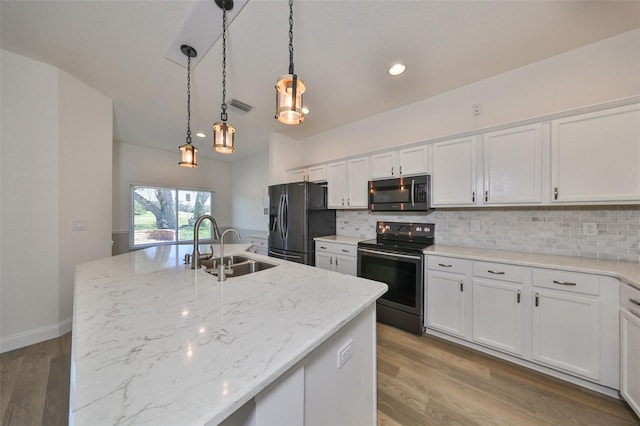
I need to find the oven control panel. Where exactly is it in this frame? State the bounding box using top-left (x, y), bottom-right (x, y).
top-left (376, 221), bottom-right (434, 238)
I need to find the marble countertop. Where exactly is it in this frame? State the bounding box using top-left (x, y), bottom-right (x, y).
top-left (70, 243), bottom-right (387, 425)
top-left (424, 245), bottom-right (640, 289)
top-left (314, 235), bottom-right (367, 245)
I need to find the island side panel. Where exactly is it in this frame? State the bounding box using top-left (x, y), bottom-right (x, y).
top-left (303, 303), bottom-right (377, 425)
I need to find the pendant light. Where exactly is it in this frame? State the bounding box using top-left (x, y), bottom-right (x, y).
top-left (275, 0), bottom-right (305, 125)
top-left (213, 0), bottom-right (235, 154)
top-left (179, 45), bottom-right (198, 167)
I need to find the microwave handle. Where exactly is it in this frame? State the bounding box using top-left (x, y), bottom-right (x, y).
top-left (411, 179), bottom-right (415, 206)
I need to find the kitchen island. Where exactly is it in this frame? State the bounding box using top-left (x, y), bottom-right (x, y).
top-left (70, 243), bottom-right (387, 425)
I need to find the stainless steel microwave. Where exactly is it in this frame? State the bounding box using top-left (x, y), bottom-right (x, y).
top-left (368, 174), bottom-right (433, 212)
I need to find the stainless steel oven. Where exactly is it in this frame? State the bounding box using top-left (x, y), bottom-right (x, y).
top-left (357, 222), bottom-right (434, 335)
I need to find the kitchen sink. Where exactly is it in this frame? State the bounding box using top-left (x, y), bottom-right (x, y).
top-left (199, 255), bottom-right (251, 270)
top-left (202, 256), bottom-right (277, 278)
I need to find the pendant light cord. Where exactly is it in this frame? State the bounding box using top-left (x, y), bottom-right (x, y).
top-left (288, 0), bottom-right (294, 74)
top-left (186, 54), bottom-right (192, 144)
top-left (221, 0), bottom-right (228, 122)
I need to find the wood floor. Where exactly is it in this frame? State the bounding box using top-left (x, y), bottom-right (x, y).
top-left (1, 326), bottom-right (638, 425)
top-left (377, 323), bottom-right (639, 425)
top-left (1, 333), bottom-right (70, 426)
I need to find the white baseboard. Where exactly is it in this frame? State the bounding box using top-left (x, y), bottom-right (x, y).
top-left (0, 317), bottom-right (72, 353)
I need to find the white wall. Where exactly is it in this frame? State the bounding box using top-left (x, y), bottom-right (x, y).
top-left (0, 50), bottom-right (112, 351)
top-left (287, 29), bottom-right (640, 167)
top-left (268, 132), bottom-right (302, 185)
top-left (58, 70), bottom-right (113, 325)
top-left (112, 142), bottom-right (232, 238)
top-left (230, 151), bottom-right (269, 232)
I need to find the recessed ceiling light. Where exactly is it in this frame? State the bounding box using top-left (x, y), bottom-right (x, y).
top-left (302, 106), bottom-right (310, 114)
top-left (388, 63), bottom-right (406, 76)
top-left (196, 132), bottom-right (206, 138)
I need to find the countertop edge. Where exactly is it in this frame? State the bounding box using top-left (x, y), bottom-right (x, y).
top-left (424, 245), bottom-right (640, 289)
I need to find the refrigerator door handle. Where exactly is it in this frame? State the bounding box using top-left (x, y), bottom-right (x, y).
top-left (282, 193), bottom-right (289, 239)
top-left (278, 193), bottom-right (285, 240)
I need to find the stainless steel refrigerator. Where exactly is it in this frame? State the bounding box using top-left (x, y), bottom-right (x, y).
top-left (268, 181), bottom-right (336, 265)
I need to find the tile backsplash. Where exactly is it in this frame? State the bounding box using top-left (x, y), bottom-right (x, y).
top-left (337, 206), bottom-right (640, 262)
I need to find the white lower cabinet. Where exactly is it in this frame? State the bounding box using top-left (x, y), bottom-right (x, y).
top-left (425, 256), bottom-right (471, 339)
top-left (620, 282), bottom-right (640, 418)
top-left (425, 254), bottom-right (621, 394)
top-left (472, 261), bottom-right (525, 356)
top-left (531, 269), bottom-right (601, 380)
top-left (247, 235), bottom-right (268, 256)
top-left (315, 240), bottom-right (357, 276)
top-left (473, 278), bottom-right (523, 356)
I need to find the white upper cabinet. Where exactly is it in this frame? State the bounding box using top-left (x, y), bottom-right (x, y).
top-left (551, 103), bottom-right (640, 204)
top-left (483, 124), bottom-right (542, 204)
top-left (370, 145), bottom-right (429, 179)
top-left (288, 164), bottom-right (327, 183)
top-left (327, 157), bottom-right (369, 209)
top-left (431, 136), bottom-right (478, 206)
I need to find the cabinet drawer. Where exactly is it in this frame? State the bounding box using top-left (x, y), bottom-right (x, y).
top-left (248, 238), bottom-right (267, 247)
top-left (621, 282), bottom-right (640, 317)
top-left (533, 269), bottom-right (599, 296)
top-left (473, 261), bottom-right (523, 282)
top-left (316, 242), bottom-right (357, 257)
top-left (427, 256), bottom-right (469, 274)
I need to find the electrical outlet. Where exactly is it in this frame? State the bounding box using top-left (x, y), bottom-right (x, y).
top-left (337, 339), bottom-right (353, 369)
top-left (470, 219), bottom-right (481, 232)
top-left (583, 222), bottom-right (597, 236)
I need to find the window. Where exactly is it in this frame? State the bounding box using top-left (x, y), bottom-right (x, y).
top-left (131, 185), bottom-right (215, 248)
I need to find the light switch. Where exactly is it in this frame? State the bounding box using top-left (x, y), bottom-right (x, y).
top-left (72, 219), bottom-right (88, 231)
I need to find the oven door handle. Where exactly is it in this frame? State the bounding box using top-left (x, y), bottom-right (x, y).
top-left (358, 248), bottom-right (422, 260)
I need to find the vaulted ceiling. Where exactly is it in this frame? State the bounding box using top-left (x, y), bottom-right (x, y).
top-left (2, 1), bottom-right (639, 162)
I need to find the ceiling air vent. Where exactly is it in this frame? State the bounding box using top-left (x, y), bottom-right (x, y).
top-left (229, 98), bottom-right (253, 112)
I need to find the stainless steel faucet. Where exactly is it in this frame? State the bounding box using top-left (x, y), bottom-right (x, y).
top-left (216, 228), bottom-right (240, 281)
top-left (191, 214), bottom-right (221, 269)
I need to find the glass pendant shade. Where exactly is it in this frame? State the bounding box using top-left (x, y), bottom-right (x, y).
top-left (275, 74), bottom-right (305, 125)
top-left (179, 143), bottom-right (198, 167)
top-left (213, 121), bottom-right (235, 154)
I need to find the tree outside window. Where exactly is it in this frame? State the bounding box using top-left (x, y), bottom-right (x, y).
top-left (131, 185), bottom-right (214, 247)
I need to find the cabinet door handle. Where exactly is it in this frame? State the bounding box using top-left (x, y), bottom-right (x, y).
top-left (320, 246), bottom-right (327, 249)
top-left (330, 257), bottom-right (333, 265)
top-left (517, 289), bottom-right (521, 303)
top-left (399, 165), bottom-right (402, 175)
top-left (391, 166), bottom-right (394, 176)
top-left (488, 270), bottom-right (505, 275)
top-left (553, 280), bottom-right (576, 286)
top-left (554, 187), bottom-right (559, 200)
top-left (484, 190), bottom-right (488, 202)
top-left (438, 263), bottom-right (452, 268)
top-left (341, 249), bottom-right (349, 253)
top-left (336, 258), bottom-right (339, 266)
top-left (630, 298), bottom-right (640, 306)
top-left (341, 198), bottom-right (345, 206)
top-left (535, 292), bottom-right (539, 307)
top-left (347, 198), bottom-right (350, 206)
top-left (460, 282), bottom-right (464, 292)
top-left (472, 191), bottom-right (475, 202)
